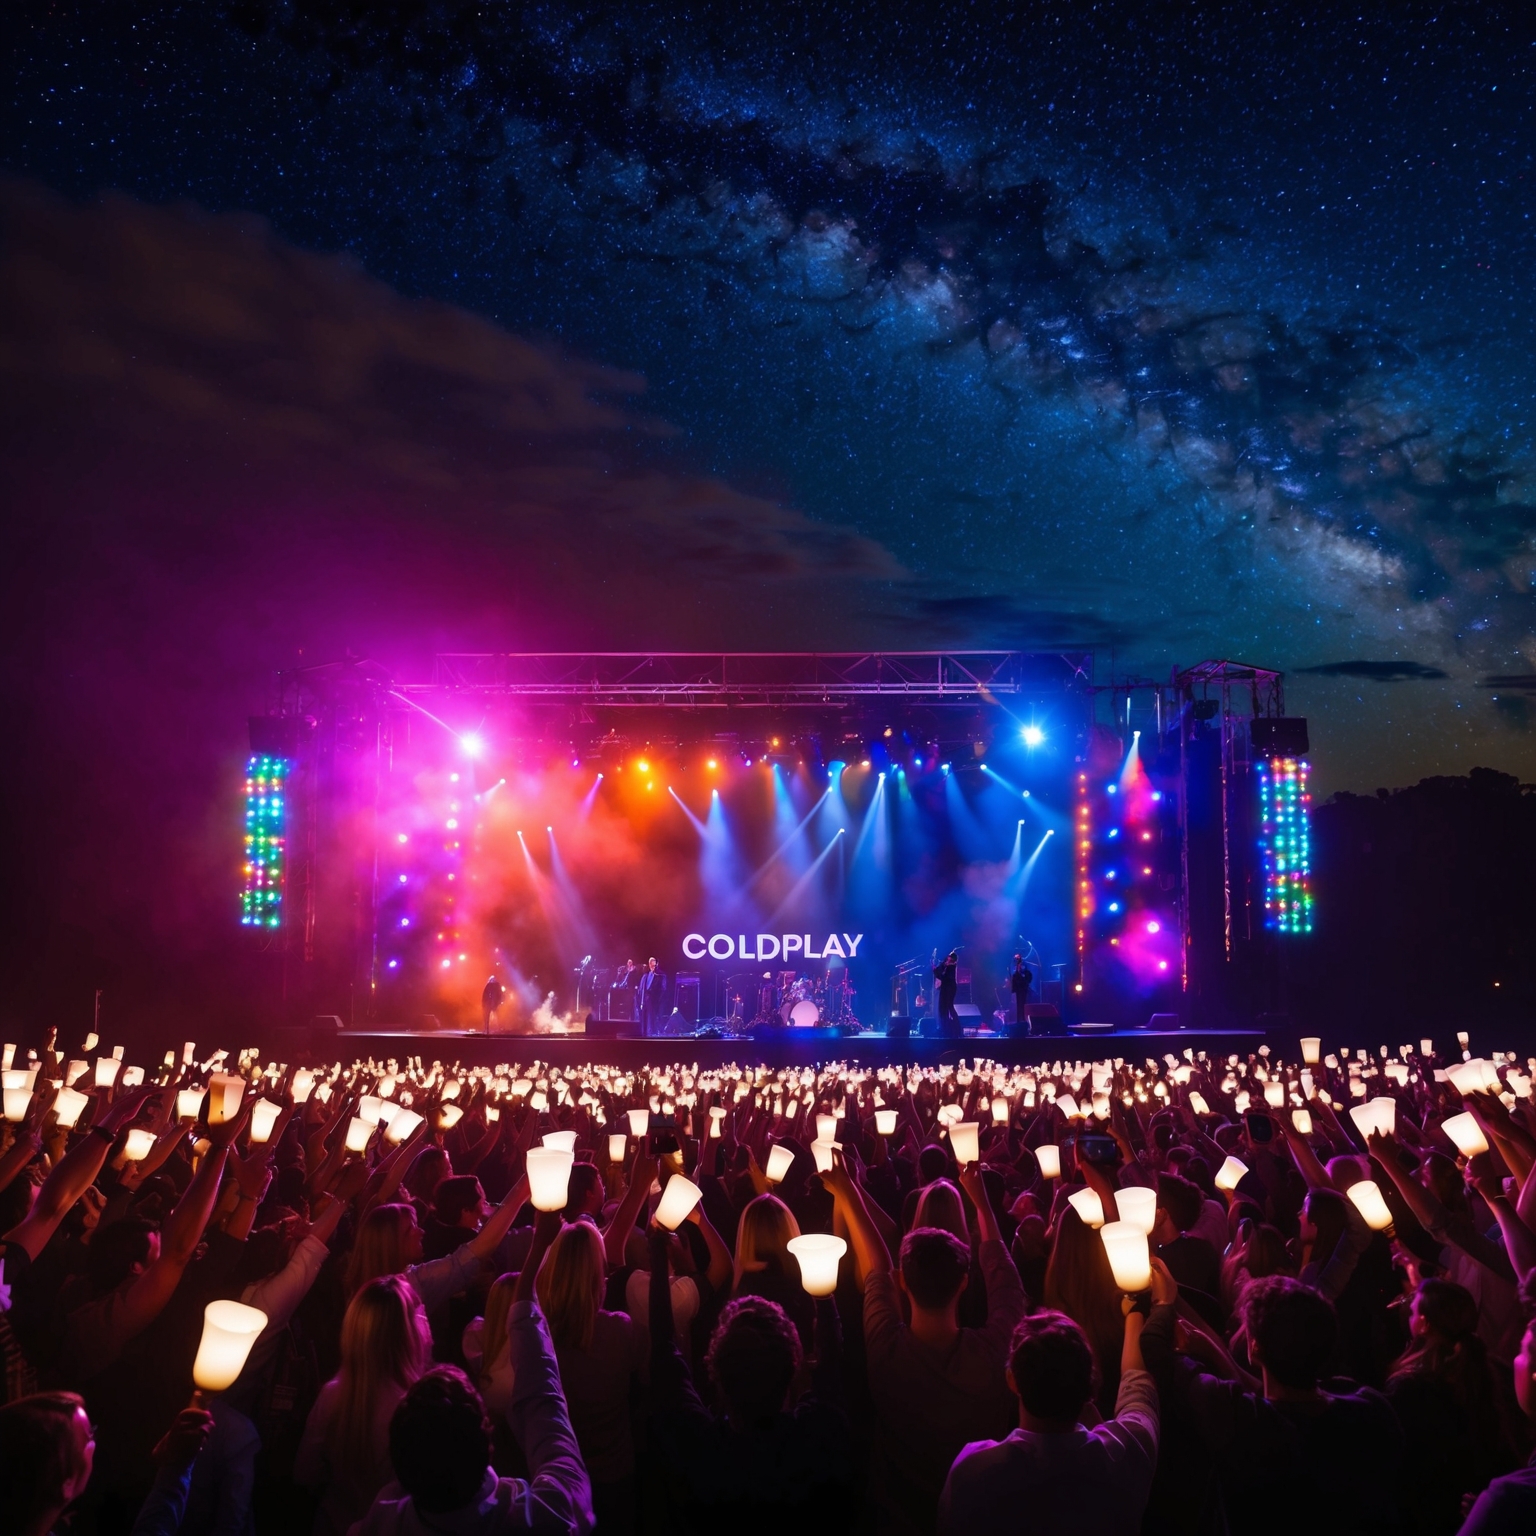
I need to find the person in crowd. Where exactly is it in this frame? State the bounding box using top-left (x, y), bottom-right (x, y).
top-left (351, 1319), bottom-right (593, 1535)
top-left (1219, 1217), bottom-right (1295, 1314)
top-left (936, 1281), bottom-right (1165, 1535)
top-left (533, 1218), bottom-right (645, 1534)
top-left (7, 1033), bottom-right (1536, 1536)
top-left (824, 1154), bottom-right (1024, 1536)
top-left (730, 1193), bottom-right (813, 1344)
top-left (0, 1390), bottom-right (97, 1536)
top-left (295, 1275), bottom-right (432, 1536)
top-left (1153, 1172), bottom-right (1224, 1321)
top-left (128, 1405), bottom-right (216, 1536)
top-left (344, 1170), bottom-right (528, 1311)
top-left (1141, 1273), bottom-right (1405, 1536)
top-left (646, 1220), bottom-right (853, 1533)
top-left (1457, 1274), bottom-right (1536, 1534)
top-left (462, 1272), bottom-right (520, 1425)
top-left (401, 1148), bottom-right (452, 1219)
top-left (421, 1176), bottom-right (492, 1260)
top-left (1387, 1277), bottom-right (1526, 1535)
top-left (612, 1163), bottom-right (731, 1335)
top-left (1044, 1203), bottom-right (1130, 1414)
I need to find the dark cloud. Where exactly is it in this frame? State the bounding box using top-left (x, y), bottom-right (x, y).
top-left (0, 179), bottom-right (902, 619)
top-left (1481, 675), bottom-right (1536, 692)
top-left (1298, 660), bottom-right (1450, 682)
top-left (890, 592), bottom-right (1130, 650)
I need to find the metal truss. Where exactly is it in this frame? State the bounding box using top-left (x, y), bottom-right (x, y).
top-left (399, 651), bottom-right (1094, 708)
top-left (1174, 659), bottom-right (1285, 720)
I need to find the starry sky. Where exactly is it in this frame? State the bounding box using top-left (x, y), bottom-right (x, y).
top-left (5, 0), bottom-right (1536, 810)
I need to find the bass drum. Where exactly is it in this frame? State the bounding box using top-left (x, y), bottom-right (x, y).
top-left (789, 999), bottom-right (821, 1028)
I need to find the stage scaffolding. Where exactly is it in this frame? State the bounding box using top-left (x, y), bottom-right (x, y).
top-left (403, 650), bottom-right (1095, 707)
top-left (254, 651), bottom-right (1302, 1030)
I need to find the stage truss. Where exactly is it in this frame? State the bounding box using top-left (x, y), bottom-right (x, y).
top-left (399, 650), bottom-right (1095, 708)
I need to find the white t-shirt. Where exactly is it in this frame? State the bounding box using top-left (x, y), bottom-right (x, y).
top-left (624, 1269), bottom-right (701, 1334)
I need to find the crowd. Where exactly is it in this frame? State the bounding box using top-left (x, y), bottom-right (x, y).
top-left (2, 1032), bottom-right (1536, 1536)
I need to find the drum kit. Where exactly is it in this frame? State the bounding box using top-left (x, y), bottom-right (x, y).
top-left (738, 968), bottom-right (858, 1028)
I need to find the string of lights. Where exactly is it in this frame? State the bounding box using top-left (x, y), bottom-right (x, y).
top-left (1257, 756), bottom-right (1314, 935)
top-left (240, 755), bottom-right (289, 928)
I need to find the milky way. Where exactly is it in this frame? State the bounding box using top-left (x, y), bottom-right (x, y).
top-left (5, 0), bottom-right (1536, 788)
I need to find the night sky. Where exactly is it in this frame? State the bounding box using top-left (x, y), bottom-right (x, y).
top-left (3, 2), bottom-right (1536, 1022)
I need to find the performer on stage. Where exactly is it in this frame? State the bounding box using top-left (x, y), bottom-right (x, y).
top-left (933, 949), bottom-right (960, 1037)
top-left (1008, 951), bottom-right (1033, 1026)
top-left (615, 958), bottom-right (638, 988)
top-left (480, 973), bottom-right (505, 1034)
top-left (638, 956), bottom-right (667, 1035)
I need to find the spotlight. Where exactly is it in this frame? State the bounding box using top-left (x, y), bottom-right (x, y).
top-left (637, 758), bottom-right (650, 773)
top-left (707, 758), bottom-right (718, 770)
top-left (1022, 726), bottom-right (1045, 747)
top-left (460, 733), bottom-right (485, 758)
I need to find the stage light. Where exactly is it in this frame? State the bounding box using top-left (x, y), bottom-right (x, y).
top-left (1022, 725), bottom-right (1045, 747)
top-left (1257, 757), bottom-right (1314, 935)
top-left (637, 759), bottom-right (650, 773)
top-left (707, 758), bottom-right (717, 770)
top-left (1146, 921), bottom-right (1160, 933)
top-left (241, 754), bottom-right (290, 930)
top-left (460, 733), bottom-right (484, 758)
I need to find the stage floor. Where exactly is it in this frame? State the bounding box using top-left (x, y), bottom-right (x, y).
top-left (325, 1026), bottom-right (1266, 1070)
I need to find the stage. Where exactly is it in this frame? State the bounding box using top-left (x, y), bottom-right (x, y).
top-left (253, 650), bottom-right (1312, 1053)
top-left (317, 1025), bottom-right (1268, 1071)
